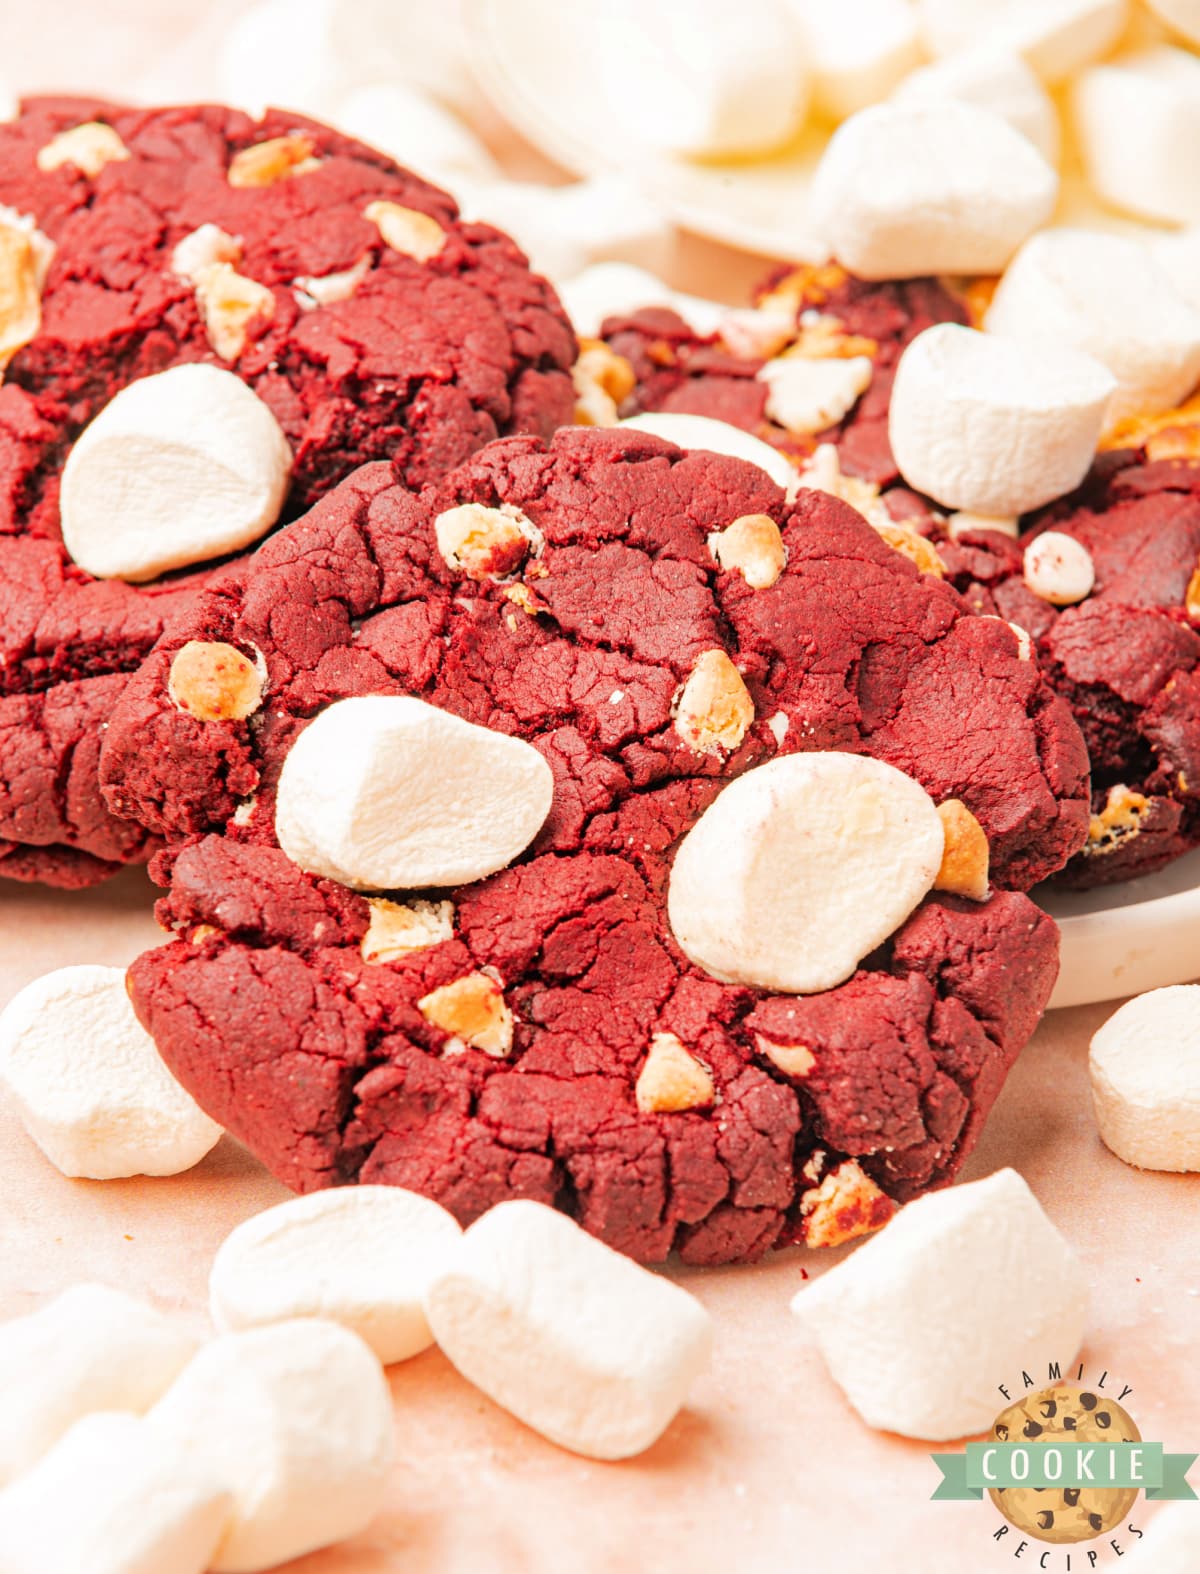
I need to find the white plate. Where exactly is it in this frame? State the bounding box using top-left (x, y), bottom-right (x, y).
top-left (1041, 847), bottom-right (1200, 1009)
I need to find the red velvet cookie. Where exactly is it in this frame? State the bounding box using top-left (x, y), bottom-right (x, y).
top-left (103, 428), bottom-right (1088, 1264)
top-left (0, 95), bottom-right (574, 887)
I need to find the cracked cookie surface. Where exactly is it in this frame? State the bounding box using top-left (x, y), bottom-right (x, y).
top-left (104, 428), bottom-right (1088, 1263)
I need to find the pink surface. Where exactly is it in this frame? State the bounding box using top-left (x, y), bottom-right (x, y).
top-left (0, 869), bottom-right (1197, 1573)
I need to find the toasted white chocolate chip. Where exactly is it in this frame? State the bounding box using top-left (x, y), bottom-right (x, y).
top-left (947, 510), bottom-right (1020, 540)
top-left (892, 46), bottom-right (1060, 163)
top-left (171, 224), bottom-right (241, 281)
top-left (228, 134), bottom-right (319, 187)
top-left (800, 1159), bottom-right (890, 1248)
top-left (1073, 46), bottom-right (1200, 227)
top-left (673, 649), bottom-right (755, 756)
top-left (0, 1285), bottom-right (198, 1485)
top-left (759, 354), bottom-right (872, 435)
top-left (595, 0), bottom-right (809, 157)
top-left (916, 0), bottom-right (1127, 82)
top-left (985, 229), bottom-right (1200, 429)
top-left (36, 121), bottom-right (129, 176)
top-left (192, 262), bottom-right (276, 361)
top-left (635, 1033), bottom-right (715, 1114)
top-left (293, 253), bottom-right (371, 309)
top-left (419, 972), bottom-right (514, 1058)
top-left (619, 411), bottom-right (800, 496)
top-left (793, 0), bottom-right (922, 120)
top-left (210, 1187), bottom-right (463, 1364)
top-left (791, 1169), bottom-right (1089, 1440)
top-left (875, 523), bottom-right (945, 578)
top-left (60, 364), bottom-right (292, 582)
top-left (889, 324), bottom-right (1115, 516)
top-left (424, 1200), bottom-right (713, 1459)
top-left (276, 696), bottom-right (553, 892)
top-left (147, 1321), bottom-right (394, 1573)
top-left (0, 966), bottom-right (222, 1179)
top-left (572, 338), bottom-right (636, 428)
top-left (1089, 986), bottom-right (1200, 1172)
top-left (0, 1413), bottom-right (231, 1574)
top-left (810, 102), bottom-right (1057, 280)
top-left (364, 199), bottom-right (446, 261)
top-left (559, 262), bottom-right (726, 340)
top-left (668, 753), bottom-right (945, 994)
top-left (434, 502), bottom-right (543, 580)
top-left (1023, 530), bottom-right (1095, 605)
top-left (708, 513), bottom-right (786, 589)
top-left (934, 799), bottom-right (990, 901)
top-left (361, 898), bottom-right (454, 964)
top-left (168, 641), bottom-right (264, 723)
top-left (756, 1036), bottom-right (815, 1077)
top-left (0, 221), bottom-right (44, 371)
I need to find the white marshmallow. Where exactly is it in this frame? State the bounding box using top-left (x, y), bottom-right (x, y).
top-left (792, 1169), bottom-right (1090, 1440)
top-left (334, 83), bottom-right (498, 184)
top-left (424, 1201), bottom-right (712, 1460)
top-left (210, 1186), bottom-right (462, 1364)
top-left (758, 354), bottom-right (873, 435)
top-left (458, 176), bottom-right (673, 284)
top-left (892, 47), bottom-right (1060, 163)
top-left (559, 261), bottom-right (726, 339)
top-left (789, 0), bottom-right (922, 121)
top-left (888, 323), bottom-right (1114, 516)
top-left (1150, 226), bottom-right (1200, 313)
top-left (917, 0), bottom-right (1128, 82)
top-left (0, 1285), bottom-right (198, 1486)
top-left (810, 101), bottom-right (1058, 279)
top-left (1120, 1504), bottom-right (1200, 1572)
top-left (985, 229), bottom-right (1200, 428)
top-left (0, 965), bottom-right (222, 1180)
top-left (275, 695), bottom-right (554, 892)
top-left (147, 1320), bottom-right (394, 1574)
top-left (618, 411), bottom-right (801, 496)
top-left (1089, 986), bottom-right (1200, 1172)
top-left (60, 364), bottom-right (292, 583)
top-left (1146, 0), bottom-right (1200, 44)
top-left (667, 753), bottom-right (944, 994)
top-left (596, 0), bottom-right (810, 157)
top-left (1023, 530), bottom-right (1096, 605)
top-left (0, 1413), bottom-right (230, 1574)
top-left (1073, 46), bottom-right (1200, 227)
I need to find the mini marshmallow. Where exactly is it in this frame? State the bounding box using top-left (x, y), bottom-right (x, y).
top-left (888, 324), bottom-right (1114, 516)
top-left (1089, 986), bottom-right (1200, 1172)
top-left (596, 0), bottom-right (810, 157)
top-left (59, 364), bottom-right (292, 582)
top-left (758, 353), bottom-right (873, 435)
top-left (619, 411), bottom-right (800, 496)
top-left (0, 1413), bottom-right (231, 1574)
top-left (0, 1285), bottom-right (198, 1485)
top-left (1073, 46), bottom-right (1200, 227)
top-left (667, 753), bottom-right (944, 994)
top-left (147, 1320), bottom-right (394, 1573)
top-left (424, 1201), bottom-right (712, 1459)
top-left (1119, 1503), bottom-right (1200, 1572)
top-left (274, 695), bottom-right (554, 892)
top-left (792, 1168), bottom-right (1090, 1440)
top-left (1023, 530), bottom-right (1095, 605)
top-left (559, 262), bottom-right (727, 339)
top-left (458, 175), bottom-right (673, 284)
top-left (892, 47), bottom-right (1060, 163)
top-left (789, 0), bottom-right (922, 121)
top-left (210, 1187), bottom-right (462, 1364)
top-left (334, 82), bottom-right (498, 184)
top-left (1146, 0), bottom-right (1200, 44)
top-left (0, 965), bottom-right (222, 1180)
top-left (986, 229), bottom-right (1200, 428)
top-left (916, 0), bottom-right (1128, 82)
top-left (810, 101), bottom-right (1058, 279)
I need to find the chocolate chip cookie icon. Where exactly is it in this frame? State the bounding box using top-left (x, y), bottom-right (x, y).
top-left (989, 1385), bottom-right (1141, 1544)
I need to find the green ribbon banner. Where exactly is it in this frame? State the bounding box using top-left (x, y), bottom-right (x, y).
top-left (931, 1443), bottom-right (1199, 1501)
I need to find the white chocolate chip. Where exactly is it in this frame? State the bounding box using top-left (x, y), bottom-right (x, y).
top-left (0, 1285), bottom-right (198, 1485)
top-left (434, 502), bottom-right (543, 581)
top-left (933, 798), bottom-right (990, 901)
top-left (946, 510), bottom-right (1020, 540)
top-left (36, 121), bottom-right (129, 176)
top-left (146, 1320), bottom-right (394, 1573)
top-left (418, 972), bottom-right (514, 1058)
top-left (792, 0), bottom-right (922, 120)
top-left (361, 897), bottom-right (454, 964)
top-left (572, 339), bottom-right (636, 428)
top-left (708, 513), bottom-right (787, 589)
top-left (168, 641), bottom-right (265, 723)
top-left (364, 200), bottom-right (446, 262)
top-left (191, 262), bottom-right (276, 361)
top-left (758, 354), bottom-right (873, 435)
top-left (0, 965), bottom-right (222, 1179)
top-left (0, 1412), bottom-right (231, 1574)
top-left (60, 364), bottom-right (293, 582)
top-left (0, 219), bottom-right (45, 372)
top-left (717, 306), bottom-right (798, 361)
top-left (171, 224), bottom-right (242, 282)
top-left (275, 695), bottom-right (554, 891)
top-left (667, 752), bottom-right (944, 994)
top-left (765, 710), bottom-right (790, 745)
top-left (672, 649), bottom-right (756, 756)
top-left (634, 1032), bottom-right (715, 1113)
top-left (210, 1186), bottom-right (463, 1364)
top-left (889, 324), bottom-right (1115, 516)
top-left (424, 1200), bottom-right (713, 1459)
top-left (800, 1159), bottom-right (889, 1248)
top-left (227, 134), bottom-right (320, 187)
top-left (293, 254), bottom-right (371, 309)
top-left (874, 522), bottom-right (946, 578)
top-left (810, 101), bottom-right (1057, 280)
top-left (1089, 986), bottom-right (1200, 1172)
top-left (892, 46), bottom-right (1060, 163)
top-left (1023, 530), bottom-right (1095, 605)
top-left (791, 1169), bottom-right (1089, 1440)
top-left (916, 0), bottom-right (1127, 83)
top-left (985, 228), bottom-right (1200, 429)
top-left (619, 411), bottom-right (801, 497)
